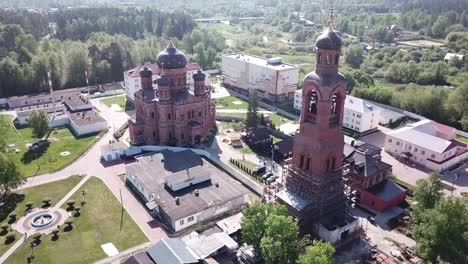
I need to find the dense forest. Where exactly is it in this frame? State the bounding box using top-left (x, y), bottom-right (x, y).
top-left (0, 0), bottom-right (467, 130)
top-left (0, 8), bottom-right (225, 97)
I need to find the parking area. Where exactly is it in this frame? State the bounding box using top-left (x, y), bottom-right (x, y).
top-left (360, 130), bottom-right (468, 196)
top-left (441, 163), bottom-right (468, 196)
top-left (360, 131), bottom-right (430, 187)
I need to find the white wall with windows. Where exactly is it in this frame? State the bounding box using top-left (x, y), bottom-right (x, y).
top-left (294, 91), bottom-right (380, 133)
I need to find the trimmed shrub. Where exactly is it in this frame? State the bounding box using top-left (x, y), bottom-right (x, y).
top-left (1, 224), bottom-right (9, 231)
top-left (25, 202), bottom-right (34, 209)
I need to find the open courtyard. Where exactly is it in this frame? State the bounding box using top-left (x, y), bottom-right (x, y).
top-left (0, 176), bottom-right (82, 257)
top-left (4, 122), bottom-right (100, 177)
top-left (3, 176), bottom-right (147, 264)
top-left (100, 95), bottom-right (134, 112)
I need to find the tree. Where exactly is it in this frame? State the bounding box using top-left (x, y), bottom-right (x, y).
top-left (241, 202), bottom-right (288, 253)
top-left (297, 240), bottom-right (335, 264)
top-left (413, 197), bottom-right (468, 264)
top-left (245, 92), bottom-right (259, 132)
top-left (345, 44), bottom-right (364, 69)
top-left (413, 173), bottom-right (442, 222)
top-left (0, 116), bottom-right (9, 152)
top-left (0, 154), bottom-right (23, 197)
top-left (29, 110), bottom-right (50, 138)
top-left (260, 215), bottom-right (300, 264)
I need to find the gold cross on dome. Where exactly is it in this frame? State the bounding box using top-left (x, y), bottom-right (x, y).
top-left (329, 7), bottom-right (335, 28)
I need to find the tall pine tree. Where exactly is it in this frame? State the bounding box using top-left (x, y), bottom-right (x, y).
top-left (245, 91), bottom-right (259, 132)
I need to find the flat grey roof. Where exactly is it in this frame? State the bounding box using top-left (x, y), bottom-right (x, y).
top-left (224, 53), bottom-right (297, 70)
top-left (68, 110), bottom-right (106, 126)
top-left (16, 105), bottom-right (65, 117)
top-left (126, 150), bottom-right (250, 220)
top-left (147, 238), bottom-right (199, 264)
top-left (368, 180), bottom-right (406, 202)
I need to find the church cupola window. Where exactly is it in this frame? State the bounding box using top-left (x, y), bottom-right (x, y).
top-left (335, 54), bottom-right (340, 65)
top-left (326, 54), bottom-right (331, 65)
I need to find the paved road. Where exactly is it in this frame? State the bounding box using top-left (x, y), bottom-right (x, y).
top-left (14, 97), bottom-right (166, 243)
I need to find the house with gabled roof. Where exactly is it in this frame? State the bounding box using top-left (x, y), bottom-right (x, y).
top-left (384, 119), bottom-right (468, 171)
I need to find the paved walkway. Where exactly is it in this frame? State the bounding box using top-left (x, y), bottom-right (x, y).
top-left (11, 97), bottom-right (166, 244)
top-left (0, 237), bottom-right (24, 263)
top-left (54, 175), bottom-right (91, 209)
top-left (93, 242), bottom-right (153, 264)
top-left (0, 176), bottom-right (92, 262)
top-left (360, 129), bottom-right (468, 196)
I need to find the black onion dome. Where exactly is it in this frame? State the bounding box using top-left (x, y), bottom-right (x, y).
top-left (193, 70), bottom-right (206, 81)
top-left (139, 66), bottom-right (153, 78)
top-left (156, 42), bottom-right (187, 69)
top-left (155, 74), bottom-right (171, 86)
top-left (315, 28), bottom-right (342, 50)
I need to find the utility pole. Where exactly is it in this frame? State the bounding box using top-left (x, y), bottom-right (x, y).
top-left (85, 70), bottom-right (89, 96)
top-left (48, 70), bottom-right (55, 116)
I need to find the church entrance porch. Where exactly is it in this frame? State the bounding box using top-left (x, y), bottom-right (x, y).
top-left (188, 120), bottom-right (203, 145)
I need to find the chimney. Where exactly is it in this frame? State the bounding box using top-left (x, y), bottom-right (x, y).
top-left (175, 197), bottom-right (180, 205)
top-left (194, 189), bottom-right (199, 196)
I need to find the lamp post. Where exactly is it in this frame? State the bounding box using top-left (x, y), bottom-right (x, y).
top-left (81, 190), bottom-right (87, 206)
top-left (30, 241), bottom-right (36, 261)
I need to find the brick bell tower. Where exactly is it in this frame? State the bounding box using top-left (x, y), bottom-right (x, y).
top-left (277, 27), bottom-right (348, 235)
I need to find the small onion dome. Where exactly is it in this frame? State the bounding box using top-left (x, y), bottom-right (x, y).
top-left (193, 70), bottom-right (206, 81)
top-left (155, 74), bottom-right (171, 86)
top-left (156, 41), bottom-right (188, 69)
top-left (139, 66), bottom-right (153, 78)
top-left (315, 28), bottom-right (342, 50)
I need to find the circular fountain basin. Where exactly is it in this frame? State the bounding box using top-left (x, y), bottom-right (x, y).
top-left (31, 213), bottom-right (54, 228)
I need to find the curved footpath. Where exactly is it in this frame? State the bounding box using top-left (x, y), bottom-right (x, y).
top-left (10, 99), bottom-right (167, 244)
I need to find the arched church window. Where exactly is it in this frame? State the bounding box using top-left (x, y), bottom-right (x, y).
top-left (305, 157), bottom-right (310, 171)
top-left (318, 53), bottom-right (322, 64)
top-left (326, 155), bottom-right (336, 172)
top-left (326, 54), bottom-right (331, 65)
top-left (308, 91), bottom-right (318, 115)
top-left (299, 155), bottom-right (304, 168)
top-left (335, 54), bottom-right (340, 65)
top-left (330, 93), bottom-right (340, 115)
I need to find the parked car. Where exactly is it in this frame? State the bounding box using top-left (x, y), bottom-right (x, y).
top-left (262, 173), bottom-right (274, 182)
top-left (253, 166), bottom-right (266, 176)
top-left (266, 175), bottom-right (278, 184)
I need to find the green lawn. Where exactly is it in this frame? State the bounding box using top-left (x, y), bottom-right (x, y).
top-left (5, 126), bottom-right (99, 177)
top-left (213, 96), bottom-right (248, 109)
top-left (0, 176), bottom-right (82, 257)
top-left (5, 177), bottom-right (148, 264)
top-left (237, 159), bottom-right (257, 170)
top-left (100, 95), bottom-right (134, 112)
top-left (456, 135), bottom-right (468, 144)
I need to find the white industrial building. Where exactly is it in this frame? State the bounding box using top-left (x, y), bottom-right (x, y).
top-left (123, 63), bottom-right (203, 103)
top-left (385, 120), bottom-right (468, 171)
top-left (222, 54), bottom-right (299, 102)
top-left (294, 91), bottom-right (381, 133)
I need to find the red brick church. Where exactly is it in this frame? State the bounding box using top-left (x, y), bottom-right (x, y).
top-left (276, 27), bottom-right (360, 244)
top-left (128, 42), bottom-right (215, 146)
